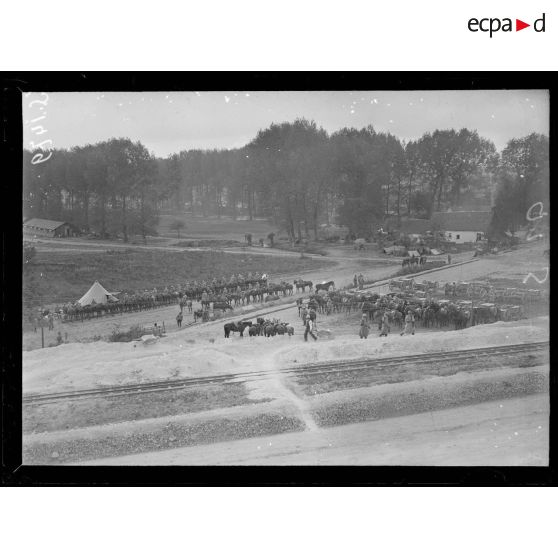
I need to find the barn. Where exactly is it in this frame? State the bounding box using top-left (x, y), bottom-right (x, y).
top-left (23, 218), bottom-right (80, 238)
top-left (430, 211), bottom-right (492, 244)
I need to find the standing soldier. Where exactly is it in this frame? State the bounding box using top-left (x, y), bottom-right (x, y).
top-left (353, 274), bottom-right (358, 289)
top-left (309, 307), bottom-right (317, 324)
top-left (359, 313), bottom-right (370, 339)
top-left (358, 273), bottom-right (364, 289)
top-left (304, 313), bottom-right (317, 342)
top-left (400, 310), bottom-right (414, 336)
top-left (176, 311), bottom-right (183, 328)
top-left (379, 312), bottom-right (390, 337)
top-left (301, 305), bottom-right (308, 325)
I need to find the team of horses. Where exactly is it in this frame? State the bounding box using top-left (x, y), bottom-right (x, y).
top-left (402, 255), bottom-right (428, 268)
top-left (224, 317), bottom-right (294, 338)
top-left (293, 286), bottom-right (506, 331)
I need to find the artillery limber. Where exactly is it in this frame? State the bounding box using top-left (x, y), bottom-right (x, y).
top-left (497, 304), bottom-right (521, 321)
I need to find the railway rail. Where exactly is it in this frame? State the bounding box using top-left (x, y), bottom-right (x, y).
top-left (23, 341), bottom-right (548, 406)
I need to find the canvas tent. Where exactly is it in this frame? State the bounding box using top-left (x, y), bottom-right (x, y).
top-left (77, 281), bottom-right (118, 306)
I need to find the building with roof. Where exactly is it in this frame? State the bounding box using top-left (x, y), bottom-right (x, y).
top-left (430, 210), bottom-right (492, 244)
top-left (23, 218), bottom-right (80, 238)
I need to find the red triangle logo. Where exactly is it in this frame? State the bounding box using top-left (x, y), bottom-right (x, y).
top-left (516, 19), bottom-right (530, 31)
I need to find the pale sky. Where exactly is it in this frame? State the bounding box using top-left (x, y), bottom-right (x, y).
top-left (23, 90), bottom-right (549, 157)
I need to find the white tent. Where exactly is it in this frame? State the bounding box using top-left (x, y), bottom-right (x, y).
top-left (77, 280), bottom-right (118, 306)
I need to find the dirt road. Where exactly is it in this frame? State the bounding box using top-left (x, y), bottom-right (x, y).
top-left (76, 394), bottom-right (548, 466)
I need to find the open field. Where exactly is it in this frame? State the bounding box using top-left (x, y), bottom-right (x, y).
top-left (23, 247), bottom-right (332, 308)
top-left (157, 214), bottom-right (273, 241)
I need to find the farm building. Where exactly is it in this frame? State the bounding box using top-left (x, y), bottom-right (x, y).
top-left (23, 218), bottom-right (80, 238)
top-left (430, 211), bottom-right (492, 244)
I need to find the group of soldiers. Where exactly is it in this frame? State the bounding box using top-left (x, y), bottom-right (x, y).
top-left (198, 272), bottom-right (269, 291)
top-left (358, 309), bottom-right (415, 339)
top-left (32, 271), bottom-right (272, 326)
top-left (29, 310), bottom-right (55, 332)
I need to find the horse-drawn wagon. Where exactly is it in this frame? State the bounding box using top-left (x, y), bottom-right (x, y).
top-left (467, 282), bottom-right (492, 300)
top-left (472, 302), bottom-right (497, 325)
top-left (526, 289), bottom-right (542, 301)
top-left (502, 288), bottom-right (525, 304)
top-left (401, 278), bottom-right (414, 291)
top-left (353, 238), bottom-right (367, 250)
top-left (424, 280), bottom-right (439, 292)
top-left (455, 282), bottom-right (470, 297)
top-left (389, 279), bottom-right (405, 292)
top-left (499, 305), bottom-right (523, 321)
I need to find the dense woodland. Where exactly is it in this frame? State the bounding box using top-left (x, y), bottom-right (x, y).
top-left (23, 120), bottom-right (549, 239)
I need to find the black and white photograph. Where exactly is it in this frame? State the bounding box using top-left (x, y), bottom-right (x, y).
top-left (18, 85), bottom-right (549, 468)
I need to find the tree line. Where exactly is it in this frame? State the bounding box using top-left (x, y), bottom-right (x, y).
top-left (23, 120), bottom-right (549, 240)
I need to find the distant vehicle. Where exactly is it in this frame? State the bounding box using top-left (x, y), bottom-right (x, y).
top-left (353, 238), bottom-right (367, 250)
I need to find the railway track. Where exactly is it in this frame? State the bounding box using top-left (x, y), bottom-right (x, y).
top-left (23, 341), bottom-right (548, 406)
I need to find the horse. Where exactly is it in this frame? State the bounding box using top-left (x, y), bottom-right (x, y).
top-left (224, 321), bottom-right (251, 338)
top-left (454, 309), bottom-right (470, 330)
top-left (281, 283), bottom-right (294, 296)
top-left (315, 280), bottom-right (335, 293)
top-left (294, 280), bottom-right (313, 293)
top-left (264, 322), bottom-right (278, 337)
top-left (213, 302), bottom-right (233, 312)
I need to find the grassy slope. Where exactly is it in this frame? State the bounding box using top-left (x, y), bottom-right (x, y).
top-left (157, 214), bottom-right (273, 241)
top-left (24, 248), bottom-right (330, 306)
